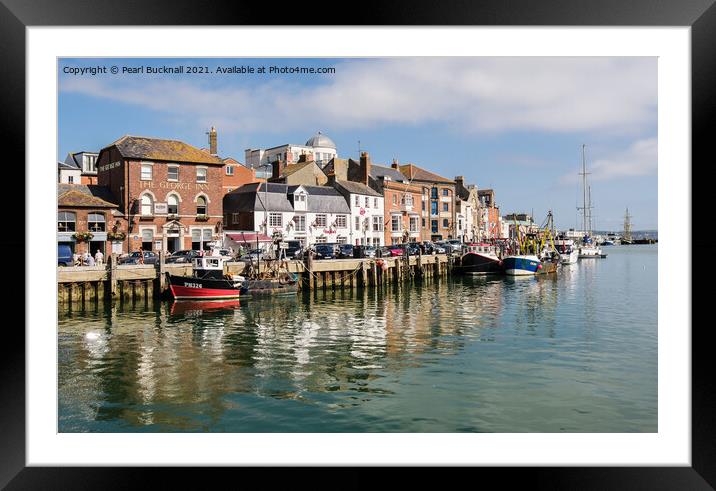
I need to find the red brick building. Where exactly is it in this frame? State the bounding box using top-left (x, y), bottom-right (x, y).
top-left (57, 184), bottom-right (121, 256)
top-left (398, 163), bottom-right (457, 241)
top-left (222, 157), bottom-right (259, 194)
top-left (96, 135), bottom-right (225, 254)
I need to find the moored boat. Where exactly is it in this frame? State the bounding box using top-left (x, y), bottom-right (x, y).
top-left (537, 248), bottom-right (560, 274)
top-left (502, 255), bottom-right (541, 275)
top-left (554, 238), bottom-right (579, 264)
top-left (167, 256), bottom-right (246, 300)
top-left (458, 243), bottom-right (502, 275)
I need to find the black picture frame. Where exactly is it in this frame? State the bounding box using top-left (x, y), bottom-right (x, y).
top-left (3, 0), bottom-right (711, 488)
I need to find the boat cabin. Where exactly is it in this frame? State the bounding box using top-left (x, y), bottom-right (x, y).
top-left (192, 256), bottom-right (229, 280)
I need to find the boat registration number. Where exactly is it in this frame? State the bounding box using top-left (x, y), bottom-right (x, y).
top-left (183, 282), bottom-right (202, 288)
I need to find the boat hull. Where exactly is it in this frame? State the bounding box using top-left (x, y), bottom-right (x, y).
top-left (537, 261), bottom-right (559, 274)
top-left (560, 251), bottom-right (579, 264)
top-left (459, 252), bottom-right (502, 274)
top-left (168, 274), bottom-right (243, 300)
top-left (502, 255), bottom-right (541, 275)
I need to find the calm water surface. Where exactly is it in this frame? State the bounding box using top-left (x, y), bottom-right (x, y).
top-left (58, 245), bottom-right (657, 432)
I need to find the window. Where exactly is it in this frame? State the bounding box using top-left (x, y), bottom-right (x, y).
top-left (431, 187), bottom-right (438, 199)
top-left (315, 236), bottom-right (327, 244)
top-left (232, 213), bottom-right (240, 224)
top-left (269, 213), bottom-right (282, 227)
top-left (141, 229), bottom-right (153, 251)
top-left (410, 216), bottom-right (419, 233)
top-left (68, 176), bottom-right (74, 184)
top-left (315, 214), bottom-right (327, 227)
top-left (402, 195), bottom-right (413, 206)
top-left (374, 198), bottom-right (378, 208)
top-left (196, 167), bottom-right (207, 183)
top-left (422, 218), bottom-right (426, 227)
top-left (295, 193), bottom-right (306, 203)
top-left (167, 165), bottom-right (179, 181)
top-left (421, 201), bottom-right (425, 211)
top-left (442, 188), bottom-right (449, 196)
top-left (365, 197), bottom-right (369, 208)
top-left (355, 216), bottom-right (360, 231)
top-left (293, 215), bottom-right (306, 232)
top-left (226, 165), bottom-right (234, 176)
top-left (355, 195), bottom-right (360, 206)
top-left (336, 215), bottom-right (347, 228)
top-left (431, 220), bottom-right (438, 233)
top-left (372, 216), bottom-right (382, 232)
top-left (58, 211), bottom-right (76, 232)
top-left (443, 219), bottom-right (449, 228)
top-left (88, 213), bottom-right (105, 232)
top-left (393, 195), bottom-right (397, 205)
top-left (196, 196), bottom-right (207, 215)
top-left (431, 202), bottom-right (438, 215)
top-left (167, 194), bottom-right (179, 215)
top-left (192, 229), bottom-right (212, 250)
top-left (140, 194), bottom-right (153, 216)
top-left (391, 216), bottom-right (401, 232)
top-left (141, 164), bottom-right (152, 181)
top-left (443, 202), bottom-right (449, 212)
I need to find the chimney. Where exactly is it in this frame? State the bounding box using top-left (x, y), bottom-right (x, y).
top-left (326, 171), bottom-right (336, 186)
top-left (455, 176), bottom-right (464, 190)
top-left (272, 158), bottom-right (285, 180)
top-left (391, 158), bottom-right (399, 170)
top-left (360, 151), bottom-right (371, 186)
top-left (208, 126), bottom-right (218, 155)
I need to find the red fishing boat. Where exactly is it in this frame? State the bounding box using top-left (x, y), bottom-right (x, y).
top-left (167, 256), bottom-right (246, 300)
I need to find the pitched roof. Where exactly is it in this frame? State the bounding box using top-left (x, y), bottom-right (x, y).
top-left (333, 179), bottom-right (381, 197)
top-left (223, 183), bottom-right (350, 213)
top-left (58, 184), bottom-right (119, 208)
top-left (369, 164), bottom-right (409, 183)
top-left (281, 161), bottom-right (315, 177)
top-left (398, 164), bottom-right (453, 184)
top-left (105, 135), bottom-right (223, 165)
top-left (58, 160), bottom-right (79, 170)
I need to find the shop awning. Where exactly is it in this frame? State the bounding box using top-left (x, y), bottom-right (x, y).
top-left (226, 232), bottom-right (272, 243)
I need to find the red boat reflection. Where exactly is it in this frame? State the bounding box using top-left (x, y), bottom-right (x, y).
top-left (170, 298), bottom-right (241, 316)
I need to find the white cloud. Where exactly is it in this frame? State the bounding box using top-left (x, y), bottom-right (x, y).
top-left (559, 138), bottom-right (657, 184)
top-left (60, 57), bottom-right (656, 137)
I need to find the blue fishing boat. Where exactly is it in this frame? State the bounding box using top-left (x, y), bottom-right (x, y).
top-left (502, 255), bottom-right (541, 275)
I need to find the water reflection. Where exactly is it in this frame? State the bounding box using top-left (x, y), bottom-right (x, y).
top-left (58, 246), bottom-right (658, 432)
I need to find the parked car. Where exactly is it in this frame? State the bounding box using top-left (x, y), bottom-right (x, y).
top-left (338, 244), bottom-right (354, 259)
top-left (446, 239), bottom-right (463, 253)
top-left (385, 245), bottom-right (404, 257)
top-left (58, 244), bottom-right (73, 266)
top-left (165, 250), bottom-right (201, 264)
top-left (284, 240), bottom-right (303, 259)
top-left (119, 251), bottom-right (159, 265)
top-left (363, 246), bottom-right (377, 258)
top-left (403, 242), bottom-right (421, 256)
top-left (315, 243), bottom-right (339, 259)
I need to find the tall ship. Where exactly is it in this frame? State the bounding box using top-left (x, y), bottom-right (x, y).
top-left (576, 144), bottom-right (606, 259)
top-left (621, 208), bottom-right (633, 245)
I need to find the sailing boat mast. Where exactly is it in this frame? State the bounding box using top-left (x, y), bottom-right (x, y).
top-left (578, 144), bottom-right (592, 237)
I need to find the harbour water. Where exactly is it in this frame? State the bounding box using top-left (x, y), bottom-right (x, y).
top-left (58, 245), bottom-right (657, 432)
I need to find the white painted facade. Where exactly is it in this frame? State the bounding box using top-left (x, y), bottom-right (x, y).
top-left (345, 193), bottom-right (385, 246)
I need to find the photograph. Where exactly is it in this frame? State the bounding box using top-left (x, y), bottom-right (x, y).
top-left (56, 56), bottom-right (659, 434)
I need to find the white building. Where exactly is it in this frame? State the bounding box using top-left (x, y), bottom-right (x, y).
top-left (63, 151), bottom-right (99, 184)
top-left (331, 180), bottom-right (385, 247)
top-left (245, 132), bottom-right (338, 175)
top-left (222, 182), bottom-right (353, 248)
top-left (58, 160), bottom-right (81, 184)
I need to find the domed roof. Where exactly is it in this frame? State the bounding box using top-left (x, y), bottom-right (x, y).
top-left (305, 131), bottom-right (336, 149)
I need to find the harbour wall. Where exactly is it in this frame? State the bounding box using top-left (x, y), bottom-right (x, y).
top-left (57, 253), bottom-right (454, 309)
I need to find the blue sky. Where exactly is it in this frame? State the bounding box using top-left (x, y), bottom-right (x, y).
top-left (58, 57), bottom-right (657, 230)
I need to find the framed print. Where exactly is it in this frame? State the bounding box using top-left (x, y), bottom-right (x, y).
top-left (2, 0), bottom-right (713, 488)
